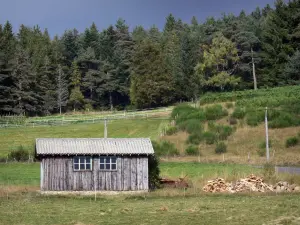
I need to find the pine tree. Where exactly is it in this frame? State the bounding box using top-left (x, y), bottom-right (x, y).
top-left (11, 45), bottom-right (37, 115)
top-left (234, 14), bottom-right (261, 90)
top-left (56, 64), bottom-right (69, 114)
top-left (111, 18), bottom-right (133, 108)
top-left (260, 0), bottom-right (292, 86)
top-left (69, 61), bottom-right (84, 111)
top-left (131, 39), bottom-right (175, 108)
top-left (0, 21), bottom-right (15, 114)
top-left (283, 50), bottom-right (300, 85)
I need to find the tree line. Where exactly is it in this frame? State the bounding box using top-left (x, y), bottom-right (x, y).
top-left (0, 0), bottom-right (300, 116)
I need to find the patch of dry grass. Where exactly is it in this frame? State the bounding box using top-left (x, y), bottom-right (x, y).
top-left (161, 121), bottom-right (300, 165)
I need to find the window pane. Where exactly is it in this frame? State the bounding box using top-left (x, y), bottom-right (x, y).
top-left (79, 156), bottom-right (85, 162)
top-left (86, 164), bottom-right (91, 170)
top-left (86, 157), bottom-right (91, 163)
top-left (74, 164), bottom-right (79, 170)
top-left (105, 163), bottom-right (110, 170)
top-left (74, 157), bottom-right (79, 164)
top-left (100, 157), bottom-right (105, 163)
top-left (111, 157), bottom-right (116, 163)
top-left (111, 164), bottom-right (116, 170)
top-left (100, 164), bottom-right (105, 169)
top-left (80, 164), bottom-right (85, 170)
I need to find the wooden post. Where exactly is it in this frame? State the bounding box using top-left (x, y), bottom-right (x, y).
top-left (265, 107), bottom-right (270, 162)
top-left (251, 48), bottom-right (257, 91)
top-left (104, 119), bottom-right (107, 138)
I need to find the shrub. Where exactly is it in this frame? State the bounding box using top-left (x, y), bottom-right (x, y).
top-left (205, 104), bottom-right (228, 120)
top-left (285, 136), bottom-right (299, 148)
top-left (152, 140), bottom-right (179, 157)
top-left (185, 145), bottom-right (199, 156)
top-left (225, 102), bottom-right (234, 109)
top-left (215, 142), bottom-right (227, 154)
top-left (171, 104), bottom-right (198, 120)
top-left (177, 119), bottom-right (203, 134)
top-left (228, 117), bottom-right (237, 125)
top-left (259, 140), bottom-right (273, 149)
top-left (246, 110), bottom-right (265, 126)
top-left (187, 133), bottom-right (203, 145)
top-left (166, 126), bottom-right (178, 136)
top-left (257, 140), bottom-right (272, 156)
top-left (269, 112), bottom-right (300, 128)
top-left (232, 107), bottom-right (246, 119)
top-left (215, 125), bottom-right (234, 140)
top-left (8, 145), bottom-right (30, 161)
top-left (203, 131), bottom-right (217, 145)
top-left (148, 154), bottom-right (160, 190)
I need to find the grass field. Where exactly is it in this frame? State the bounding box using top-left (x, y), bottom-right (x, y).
top-left (1, 192), bottom-right (300, 225)
top-left (1, 162), bottom-right (300, 224)
top-left (0, 119), bottom-right (164, 157)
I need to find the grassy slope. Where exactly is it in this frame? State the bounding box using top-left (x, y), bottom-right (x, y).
top-left (1, 193), bottom-right (300, 225)
top-left (0, 119), bottom-right (163, 157)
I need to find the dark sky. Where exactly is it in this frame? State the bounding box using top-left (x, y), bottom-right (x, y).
top-left (0, 0), bottom-right (275, 36)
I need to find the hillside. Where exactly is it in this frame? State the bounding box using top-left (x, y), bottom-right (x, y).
top-left (159, 85), bottom-right (300, 165)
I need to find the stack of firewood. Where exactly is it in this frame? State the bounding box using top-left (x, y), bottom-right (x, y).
top-left (202, 178), bottom-right (229, 193)
top-left (228, 174), bottom-right (274, 193)
top-left (202, 174), bottom-right (300, 193)
top-left (273, 181), bottom-right (300, 192)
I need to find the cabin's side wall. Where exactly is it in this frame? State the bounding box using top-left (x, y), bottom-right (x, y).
top-left (41, 156), bottom-right (148, 191)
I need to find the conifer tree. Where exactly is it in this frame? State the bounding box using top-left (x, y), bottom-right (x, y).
top-left (69, 61), bottom-right (84, 111)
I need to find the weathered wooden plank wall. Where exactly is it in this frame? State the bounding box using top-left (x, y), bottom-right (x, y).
top-left (42, 156), bottom-right (149, 191)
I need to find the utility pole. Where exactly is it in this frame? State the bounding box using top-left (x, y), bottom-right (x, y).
top-left (104, 119), bottom-right (107, 138)
top-left (265, 107), bottom-right (270, 162)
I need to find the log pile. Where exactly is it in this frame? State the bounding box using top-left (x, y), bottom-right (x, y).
top-left (228, 174), bottom-right (273, 193)
top-left (202, 174), bottom-right (300, 193)
top-left (202, 178), bottom-right (229, 193)
top-left (273, 181), bottom-right (300, 192)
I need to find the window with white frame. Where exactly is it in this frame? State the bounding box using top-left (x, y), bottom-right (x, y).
top-left (99, 156), bottom-right (117, 170)
top-left (73, 156), bottom-right (92, 171)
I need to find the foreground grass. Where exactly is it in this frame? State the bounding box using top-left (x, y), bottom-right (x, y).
top-left (0, 119), bottom-right (162, 157)
top-left (0, 192), bottom-right (300, 225)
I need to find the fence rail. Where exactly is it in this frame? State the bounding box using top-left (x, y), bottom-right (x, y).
top-left (0, 107), bottom-right (173, 129)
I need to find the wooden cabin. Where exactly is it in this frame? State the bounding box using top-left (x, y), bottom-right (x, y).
top-left (36, 138), bottom-right (154, 192)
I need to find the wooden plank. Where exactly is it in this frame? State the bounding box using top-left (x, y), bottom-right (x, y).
top-left (57, 158), bottom-right (61, 191)
top-left (93, 158), bottom-right (98, 191)
top-left (116, 157), bottom-right (122, 191)
top-left (111, 172), bottom-right (117, 191)
top-left (61, 158), bottom-right (66, 191)
top-left (40, 160), bottom-right (44, 191)
top-left (142, 157), bottom-right (149, 190)
top-left (130, 157), bottom-right (137, 191)
top-left (99, 171), bottom-right (106, 190)
top-left (137, 157), bottom-right (143, 190)
top-left (65, 159), bottom-right (68, 190)
top-left (48, 158), bottom-right (51, 191)
top-left (50, 158), bottom-right (54, 191)
top-left (123, 157), bottom-right (130, 191)
top-left (54, 158), bottom-right (58, 190)
top-left (67, 158), bottom-right (72, 190)
top-left (106, 172), bottom-right (111, 190)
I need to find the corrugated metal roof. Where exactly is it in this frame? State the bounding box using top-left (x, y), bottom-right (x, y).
top-left (36, 138), bottom-right (154, 155)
